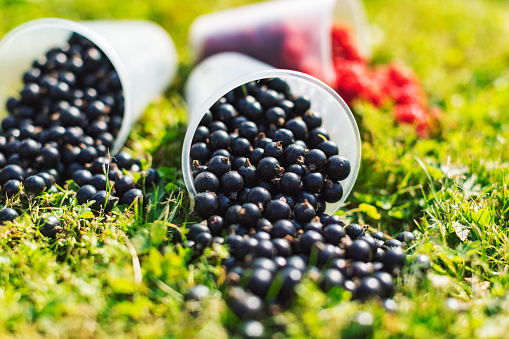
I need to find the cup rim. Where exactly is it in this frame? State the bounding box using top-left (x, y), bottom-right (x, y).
top-left (0, 17), bottom-right (132, 154)
top-left (182, 67), bottom-right (361, 214)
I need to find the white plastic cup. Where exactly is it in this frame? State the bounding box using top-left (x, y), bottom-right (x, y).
top-left (0, 18), bottom-right (178, 153)
top-left (189, 0), bottom-right (371, 86)
top-left (183, 52), bottom-right (361, 214)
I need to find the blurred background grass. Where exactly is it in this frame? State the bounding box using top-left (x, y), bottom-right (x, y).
top-left (0, 0), bottom-right (508, 337)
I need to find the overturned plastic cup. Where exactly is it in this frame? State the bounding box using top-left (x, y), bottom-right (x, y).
top-left (183, 52), bottom-right (361, 214)
top-left (189, 0), bottom-right (370, 86)
top-left (0, 18), bottom-right (178, 154)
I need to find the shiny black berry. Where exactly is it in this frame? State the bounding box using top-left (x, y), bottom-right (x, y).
top-left (323, 224), bottom-right (345, 245)
top-left (326, 155), bottom-right (351, 181)
top-left (72, 169), bottom-right (93, 187)
top-left (0, 208), bottom-right (19, 224)
top-left (238, 203), bottom-right (261, 227)
top-left (190, 142), bottom-right (210, 165)
top-left (318, 140), bottom-right (339, 157)
top-left (245, 187), bottom-right (271, 208)
top-left (279, 172), bottom-right (302, 196)
top-left (120, 188), bottom-right (143, 206)
top-left (264, 141), bottom-right (283, 159)
top-left (24, 175), bottom-right (46, 195)
top-left (220, 170), bottom-right (244, 194)
top-left (284, 118), bottom-right (308, 140)
top-left (194, 171), bottom-right (219, 193)
top-left (396, 231), bottom-right (416, 244)
top-left (193, 192), bottom-right (218, 219)
top-left (208, 155), bottom-right (231, 178)
top-left (0, 164), bottom-right (25, 184)
top-left (373, 271), bottom-right (394, 298)
top-left (90, 190), bottom-right (116, 212)
top-left (77, 185), bottom-right (97, 205)
top-left (2, 179), bottom-right (21, 197)
top-left (320, 268), bottom-right (345, 292)
top-left (209, 130), bottom-right (230, 150)
top-left (113, 152), bottom-right (133, 169)
top-left (345, 223), bottom-right (365, 239)
top-left (356, 276), bottom-right (383, 300)
top-left (263, 199), bottom-right (291, 222)
top-left (302, 172), bottom-right (324, 193)
top-left (257, 157), bottom-right (283, 180)
top-left (382, 247), bottom-right (406, 274)
top-left (271, 219), bottom-right (297, 238)
top-left (38, 214), bottom-right (62, 238)
top-left (346, 240), bottom-right (374, 262)
top-left (304, 149), bottom-right (327, 171)
top-left (294, 200), bottom-right (315, 223)
top-left (271, 128), bottom-right (294, 147)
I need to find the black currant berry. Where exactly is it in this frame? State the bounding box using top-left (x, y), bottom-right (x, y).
top-left (323, 224), bottom-right (345, 245)
top-left (90, 190), bottom-right (116, 212)
top-left (2, 179), bottom-right (21, 197)
top-left (271, 219), bottom-right (297, 238)
top-left (38, 214), bottom-right (62, 238)
top-left (238, 203), bottom-right (262, 228)
top-left (194, 171), bottom-right (219, 193)
top-left (294, 200), bottom-right (315, 223)
top-left (0, 208), bottom-right (19, 224)
top-left (193, 192), bottom-right (218, 219)
top-left (345, 223), bottom-right (365, 239)
top-left (208, 155), bottom-right (231, 178)
top-left (24, 175), bottom-right (46, 195)
top-left (304, 149), bottom-right (327, 171)
top-left (72, 169), bottom-right (93, 187)
top-left (120, 188), bottom-right (143, 206)
top-left (257, 157), bottom-right (283, 180)
top-left (396, 231), bottom-right (416, 244)
top-left (76, 185), bottom-right (97, 205)
top-left (326, 155), bottom-right (351, 181)
top-left (320, 268), bottom-right (345, 292)
top-left (245, 187), bottom-right (271, 208)
top-left (263, 199), bottom-right (291, 222)
top-left (279, 172), bottom-right (302, 196)
top-left (0, 164), bottom-right (25, 184)
top-left (302, 172), bottom-right (324, 193)
top-left (220, 171), bottom-right (244, 194)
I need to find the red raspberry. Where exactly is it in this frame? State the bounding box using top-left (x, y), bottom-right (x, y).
top-left (330, 24), bottom-right (439, 137)
top-left (386, 63), bottom-right (418, 87)
top-left (334, 60), bottom-right (370, 104)
top-left (331, 24), bottom-right (364, 63)
top-left (391, 84), bottom-right (427, 106)
top-left (394, 103), bottom-right (430, 136)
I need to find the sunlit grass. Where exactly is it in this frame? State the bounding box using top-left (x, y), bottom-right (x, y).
top-left (0, 0), bottom-right (507, 337)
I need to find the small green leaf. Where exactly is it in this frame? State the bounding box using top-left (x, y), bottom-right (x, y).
top-left (165, 183), bottom-right (178, 193)
top-left (75, 205), bottom-right (94, 219)
top-left (358, 203), bottom-right (381, 220)
top-left (427, 166), bottom-right (444, 180)
top-left (388, 210), bottom-right (405, 219)
top-left (470, 208), bottom-right (495, 227)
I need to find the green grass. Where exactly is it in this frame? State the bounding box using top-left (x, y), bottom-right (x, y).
top-left (0, 0), bottom-right (508, 337)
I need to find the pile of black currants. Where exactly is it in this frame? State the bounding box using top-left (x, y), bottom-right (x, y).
top-left (186, 78), bottom-right (415, 323)
top-left (0, 33), bottom-right (159, 233)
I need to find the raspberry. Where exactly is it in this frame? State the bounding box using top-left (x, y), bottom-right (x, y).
top-left (331, 24), bottom-right (364, 63)
top-left (331, 25), bottom-right (438, 136)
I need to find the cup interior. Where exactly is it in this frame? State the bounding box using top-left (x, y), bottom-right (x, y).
top-left (0, 18), bottom-right (131, 154)
top-left (183, 68), bottom-right (361, 215)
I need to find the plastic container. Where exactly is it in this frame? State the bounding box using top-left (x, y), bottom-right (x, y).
top-left (189, 0), bottom-right (371, 86)
top-left (0, 18), bottom-right (178, 153)
top-left (183, 52), bottom-right (361, 214)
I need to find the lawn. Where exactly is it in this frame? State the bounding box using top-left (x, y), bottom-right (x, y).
top-left (0, 0), bottom-right (508, 337)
